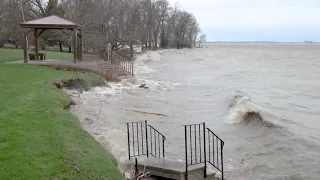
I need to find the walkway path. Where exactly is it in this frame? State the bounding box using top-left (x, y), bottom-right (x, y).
top-left (10, 59), bottom-right (131, 81)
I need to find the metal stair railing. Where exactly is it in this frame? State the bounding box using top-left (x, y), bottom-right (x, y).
top-left (184, 122), bottom-right (225, 180)
top-left (207, 127), bottom-right (225, 180)
top-left (127, 120), bottom-right (166, 160)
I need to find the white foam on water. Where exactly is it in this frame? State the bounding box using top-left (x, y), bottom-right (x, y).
top-left (134, 51), bottom-right (162, 75)
top-left (225, 91), bottom-right (282, 128)
top-left (133, 49), bottom-right (176, 75)
top-left (91, 86), bottom-right (119, 96)
top-left (148, 51), bottom-right (161, 61)
top-left (136, 78), bottom-right (180, 93)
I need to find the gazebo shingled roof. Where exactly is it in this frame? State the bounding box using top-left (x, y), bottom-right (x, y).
top-left (20, 15), bottom-right (82, 29)
top-left (20, 15), bottom-right (83, 63)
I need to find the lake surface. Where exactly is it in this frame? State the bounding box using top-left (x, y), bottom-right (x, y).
top-left (71, 44), bottom-right (320, 180)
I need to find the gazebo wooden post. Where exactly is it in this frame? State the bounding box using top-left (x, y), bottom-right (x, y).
top-left (79, 29), bottom-right (83, 61)
top-left (23, 32), bottom-right (28, 63)
top-left (72, 28), bottom-right (77, 63)
top-left (34, 28), bottom-right (39, 60)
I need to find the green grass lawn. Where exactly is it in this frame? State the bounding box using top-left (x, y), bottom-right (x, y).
top-left (0, 48), bottom-right (72, 63)
top-left (0, 50), bottom-right (123, 179)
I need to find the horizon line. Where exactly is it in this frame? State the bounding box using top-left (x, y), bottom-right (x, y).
top-left (205, 41), bottom-right (319, 43)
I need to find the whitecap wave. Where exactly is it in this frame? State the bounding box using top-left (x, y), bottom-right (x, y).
top-left (225, 91), bottom-right (281, 128)
top-left (85, 77), bottom-right (180, 99)
top-left (134, 50), bottom-right (164, 75)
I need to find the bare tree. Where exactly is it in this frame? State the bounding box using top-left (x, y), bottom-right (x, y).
top-left (199, 34), bottom-right (206, 48)
top-left (0, 0), bottom-right (7, 25)
top-left (27, 0), bottom-right (46, 17)
top-left (152, 0), bottom-right (169, 49)
top-left (0, 0), bottom-right (8, 47)
top-left (1, 0), bottom-right (201, 52)
top-left (2, 0), bottom-right (30, 48)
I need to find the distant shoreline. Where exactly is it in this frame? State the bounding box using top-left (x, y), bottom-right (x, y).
top-left (206, 41), bottom-right (319, 44)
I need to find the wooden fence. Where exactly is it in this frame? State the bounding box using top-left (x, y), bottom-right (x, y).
top-left (107, 50), bottom-right (134, 76)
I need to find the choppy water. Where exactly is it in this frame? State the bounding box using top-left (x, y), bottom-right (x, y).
top-left (70, 44), bottom-right (320, 180)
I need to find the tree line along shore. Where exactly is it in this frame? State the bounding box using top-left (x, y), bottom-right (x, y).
top-left (1, 0), bottom-right (205, 53)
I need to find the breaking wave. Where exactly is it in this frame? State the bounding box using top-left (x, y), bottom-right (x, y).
top-left (84, 50), bottom-right (180, 98)
top-left (225, 91), bottom-right (282, 128)
top-left (134, 50), bottom-right (170, 75)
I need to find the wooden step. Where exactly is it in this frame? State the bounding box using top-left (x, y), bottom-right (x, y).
top-left (136, 158), bottom-right (215, 180)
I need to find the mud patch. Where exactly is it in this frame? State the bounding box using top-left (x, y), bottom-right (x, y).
top-left (64, 99), bottom-right (77, 110)
top-left (53, 79), bottom-right (88, 91)
top-left (53, 79), bottom-right (88, 110)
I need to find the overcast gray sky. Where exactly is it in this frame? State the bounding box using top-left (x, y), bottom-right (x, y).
top-left (168, 0), bottom-right (320, 41)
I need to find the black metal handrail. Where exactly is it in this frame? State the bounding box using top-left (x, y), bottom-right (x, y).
top-left (127, 121), bottom-right (166, 160)
top-left (184, 122), bottom-right (207, 179)
top-left (184, 122), bottom-right (225, 180)
top-left (207, 128), bottom-right (224, 180)
top-left (127, 121), bottom-right (148, 160)
top-left (148, 125), bottom-right (166, 159)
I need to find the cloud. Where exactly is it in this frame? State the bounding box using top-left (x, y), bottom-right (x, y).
top-left (168, 0), bottom-right (320, 29)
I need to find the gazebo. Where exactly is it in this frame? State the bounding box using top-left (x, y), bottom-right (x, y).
top-left (20, 15), bottom-right (83, 63)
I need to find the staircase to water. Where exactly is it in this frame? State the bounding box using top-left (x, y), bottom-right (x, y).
top-left (127, 121), bottom-right (225, 180)
top-left (105, 50), bottom-right (134, 76)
